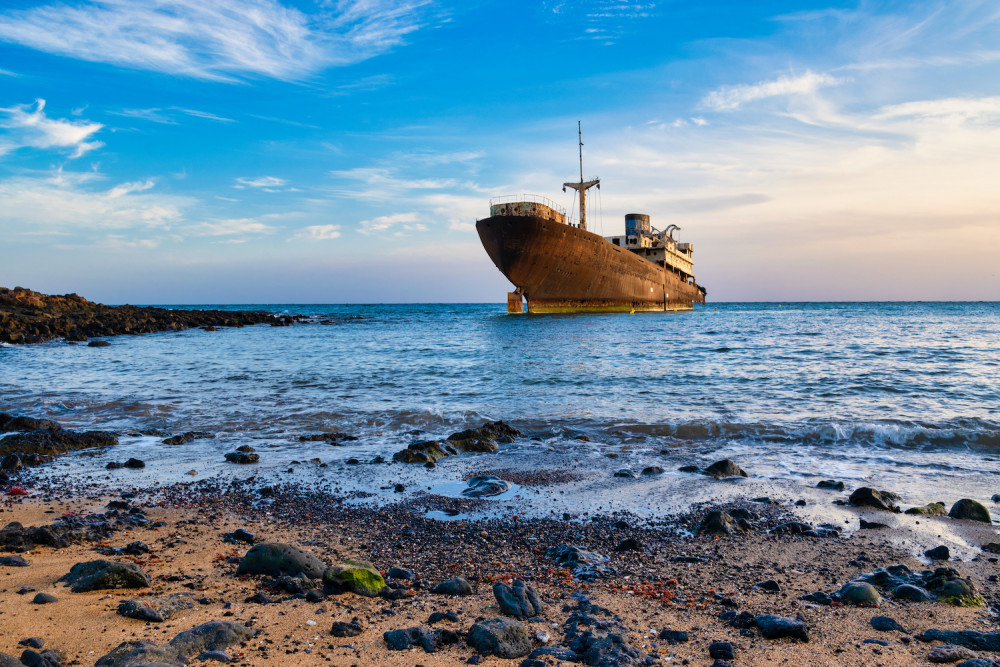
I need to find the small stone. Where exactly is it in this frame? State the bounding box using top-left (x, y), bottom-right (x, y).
top-left (708, 641), bottom-right (735, 660)
top-left (387, 567), bottom-right (415, 581)
top-left (18, 639), bottom-right (44, 649)
top-left (871, 616), bottom-right (907, 632)
top-left (0, 555), bottom-right (29, 567)
top-left (658, 629), bottom-right (688, 644)
top-left (641, 466), bottom-right (664, 475)
top-left (893, 584), bottom-right (931, 602)
top-left (756, 579), bottom-right (781, 592)
top-left (754, 615), bottom-right (809, 641)
top-left (224, 452), bottom-right (258, 464)
top-left (467, 617), bottom-right (532, 659)
top-left (849, 487), bottom-right (899, 512)
top-left (926, 545), bottom-right (951, 561)
top-left (32, 593), bottom-right (57, 604)
top-left (123, 458), bottom-right (145, 469)
top-left (704, 459), bottom-right (748, 479)
top-left (331, 620), bottom-right (364, 637)
top-left (817, 480), bottom-right (845, 491)
top-left (613, 469), bottom-right (636, 478)
top-left (493, 579), bottom-right (542, 619)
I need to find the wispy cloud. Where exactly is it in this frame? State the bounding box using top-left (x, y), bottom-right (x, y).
top-left (358, 212), bottom-right (420, 235)
top-left (0, 172), bottom-right (187, 233)
top-left (0, 0), bottom-right (434, 82)
top-left (0, 99), bottom-right (103, 158)
top-left (290, 224), bottom-right (341, 241)
top-left (110, 108), bottom-right (178, 125)
top-left (875, 96), bottom-right (1000, 122)
top-left (185, 217), bottom-right (277, 237)
top-left (235, 176), bottom-right (288, 190)
top-left (702, 71), bottom-right (845, 111)
top-left (176, 108), bottom-right (234, 123)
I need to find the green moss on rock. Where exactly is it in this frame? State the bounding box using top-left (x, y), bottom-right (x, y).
top-left (323, 560), bottom-right (386, 597)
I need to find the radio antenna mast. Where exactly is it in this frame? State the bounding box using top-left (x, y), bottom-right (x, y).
top-left (562, 121), bottom-right (600, 231)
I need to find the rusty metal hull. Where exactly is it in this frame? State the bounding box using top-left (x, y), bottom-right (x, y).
top-left (477, 214), bottom-right (705, 313)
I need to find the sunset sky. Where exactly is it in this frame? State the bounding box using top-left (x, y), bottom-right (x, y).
top-left (1, 1), bottom-right (998, 303)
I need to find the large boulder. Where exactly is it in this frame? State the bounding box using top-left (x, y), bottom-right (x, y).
top-left (59, 560), bottom-right (150, 592)
top-left (0, 416), bottom-right (61, 432)
top-left (704, 459), bottom-right (748, 479)
top-left (699, 510), bottom-right (739, 536)
top-left (322, 560), bottom-right (386, 597)
top-left (949, 499), bottom-right (991, 523)
top-left (236, 543), bottom-right (325, 579)
top-left (839, 581), bottom-right (882, 606)
top-left (848, 487), bottom-right (900, 512)
top-left (493, 579), bottom-right (543, 619)
top-left (905, 502), bottom-right (947, 516)
top-left (466, 617), bottom-right (533, 659)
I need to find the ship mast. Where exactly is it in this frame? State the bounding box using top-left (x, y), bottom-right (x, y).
top-left (563, 121), bottom-right (599, 231)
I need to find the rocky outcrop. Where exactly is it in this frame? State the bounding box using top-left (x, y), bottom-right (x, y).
top-left (0, 286), bottom-right (287, 344)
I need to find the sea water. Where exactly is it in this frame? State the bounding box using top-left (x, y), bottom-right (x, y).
top-left (2, 302), bottom-right (999, 542)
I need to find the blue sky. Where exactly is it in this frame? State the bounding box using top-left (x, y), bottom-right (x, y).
top-left (1, 0), bottom-right (999, 303)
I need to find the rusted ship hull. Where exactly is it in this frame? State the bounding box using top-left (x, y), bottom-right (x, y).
top-left (477, 214), bottom-right (705, 313)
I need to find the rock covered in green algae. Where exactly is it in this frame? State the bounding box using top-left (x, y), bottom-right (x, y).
top-left (905, 502), bottom-right (947, 516)
top-left (839, 582), bottom-right (882, 606)
top-left (323, 559), bottom-right (386, 597)
top-left (236, 543), bottom-right (325, 579)
top-left (949, 499), bottom-right (991, 523)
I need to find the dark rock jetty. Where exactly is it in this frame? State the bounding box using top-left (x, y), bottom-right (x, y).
top-left (0, 286), bottom-right (289, 344)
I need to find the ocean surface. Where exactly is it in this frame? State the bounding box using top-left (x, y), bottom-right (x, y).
top-left (2, 302), bottom-right (999, 549)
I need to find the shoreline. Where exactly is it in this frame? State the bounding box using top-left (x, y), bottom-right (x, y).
top-left (2, 479), bottom-right (999, 666)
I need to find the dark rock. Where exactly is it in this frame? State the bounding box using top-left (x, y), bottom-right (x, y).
top-left (546, 544), bottom-right (611, 581)
top-left (704, 459), bottom-right (748, 479)
top-left (920, 629), bottom-right (1000, 652)
top-left (800, 591), bottom-right (833, 605)
top-left (462, 475), bottom-right (511, 497)
top-left (431, 576), bottom-right (474, 596)
top-left (193, 651), bottom-right (231, 663)
top-left (614, 537), bottom-right (643, 552)
top-left (161, 431), bottom-right (214, 446)
top-left (756, 579), bottom-right (781, 592)
top-left (244, 591), bottom-right (273, 604)
top-left (709, 641), bottom-right (735, 660)
top-left (529, 647), bottom-right (579, 661)
top-left (235, 445), bottom-right (254, 453)
top-left (88, 340), bottom-right (111, 347)
top-left (699, 510), bottom-right (738, 536)
top-left (32, 593), bottom-right (57, 604)
top-left (223, 451), bottom-right (258, 464)
top-left (383, 626), bottom-right (458, 653)
top-left (0, 429), bottom-right (118, 457)
top-left (120, 541), bottom-right (150, 555)
top-left (754, 615), bottom-right (809, 641)
top-left (658, 629), bottom-right (689, 644)
top-left (949, 499), bottom-right (991, 523)
top-left (467, 617), bottom-right (533, 659)
top-left (871, 616), bottom-right (907, 632)
top-left (678, 465), bottom-right (700, 472)
top-left (641, 466), bottom-right (664, 475)
top-left (223, 528), bottom-right (255, 544)
top-left (122, 458), bottom-right (144, 469)
top-left (305, 588), bottom-right (325, 602)
top-left (393, 440), bottom-right (454, 463)
top-left (893, 584), bottom-right (931, 602)
top-left (613, 469), bottom-right (636, 478)
top-left (0, 416), bottom-right (61, 432)
top-left (860, 519), bottom-right (889, 529)
top-left (817, 479), bottom-right (845, 491)
top-left (236, 543), bottom-right (326, 579)
top-left (957, 660), bottom-right (1000, 667)
top-left (849, 487), bottom-right (900, 512)
top-left (427, 611), bottom-right (459, 624)
top-left (387, 567), bottom-right (415, 581)
top-left (332, 620), bottom-right (364, 637)
top-left (0, 454), bottom-right (21, 471)
top-left (18, 638), bottom-right (44, 649)
top-left (106, 461), bottom-right (122, 470)
top-left (493, 579), bottom-right (543, 619)
top-left (118, 594), bottom-right (195, 622)
top-left (58, 560), bottom-right (150, 592)
top-left (926, 545), bottom-right (951, 561)
top-left (19, 649), bottom-right (62, 667)
top-left (0, 554), bottom-right (29, 567)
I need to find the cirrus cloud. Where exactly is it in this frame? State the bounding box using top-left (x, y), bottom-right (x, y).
top-left (0, 98), bottom-right (103, 158)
